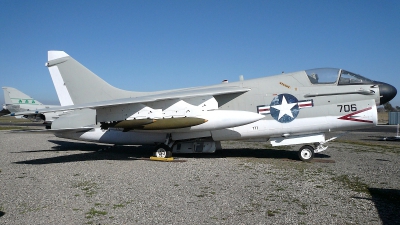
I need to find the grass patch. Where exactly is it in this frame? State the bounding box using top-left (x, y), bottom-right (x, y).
top-left (111, 200), bottom-right (134, 209)
top-left (267, 210), bottom-right (280, 217)
top-left (0, 126), bottom-right (27, 130)
top-left (0, 117), bottom-right (28, 123)
top-left (112, 204), bottom-right (125, 209)
top-left (85, 207), bottom-right (107, 219)
top-left (0, 115), bottom-right (44, 130)
top-left (72, 180), bottom-right (98, 197)
top-left (18, 203), bottom-right (46, 214)
top-left (267, 210), bottom-right (275, 216)
top-left (332, 175), bottom-right (369, 194)
top-left (333, 140), bottom-right (400, 154)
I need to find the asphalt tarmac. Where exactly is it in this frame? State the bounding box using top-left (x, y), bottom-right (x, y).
top-left (0, 125), bottom-right (399, 224)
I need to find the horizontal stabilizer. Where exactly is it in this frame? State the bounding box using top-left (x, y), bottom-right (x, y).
top-left (10, 127), bottom-right (94, 134)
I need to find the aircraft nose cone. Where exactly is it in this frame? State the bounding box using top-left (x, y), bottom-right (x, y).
top-left (376, 82), bottom-right (397, 105)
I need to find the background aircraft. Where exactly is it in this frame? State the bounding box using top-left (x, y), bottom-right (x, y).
top-left (3, 87), bottom-right (67, 127)
top-left (15, 51), bottom-right (397, 161)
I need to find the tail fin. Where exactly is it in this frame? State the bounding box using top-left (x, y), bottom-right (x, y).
top-left (2, 87), bottom-right (43, 106)
top-left (46, 51), bottom-right (142, 105)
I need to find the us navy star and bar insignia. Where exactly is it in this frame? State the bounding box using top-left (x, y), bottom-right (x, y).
top-left (257, 93), bottom-right (313, 123)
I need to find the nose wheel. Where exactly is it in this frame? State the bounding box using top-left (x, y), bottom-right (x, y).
top-left (298, 145), bottom-right (314, 162)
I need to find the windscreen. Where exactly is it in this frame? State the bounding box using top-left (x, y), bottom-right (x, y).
top-left (338, 70), bottom-right (374, 85)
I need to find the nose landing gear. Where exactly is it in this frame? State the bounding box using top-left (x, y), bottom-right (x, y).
top-left (298, 145), bottom-right (314, 162)
top-left (297, 136), bottom-right (337, 162)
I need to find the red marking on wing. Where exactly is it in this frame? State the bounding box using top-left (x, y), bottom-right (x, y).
top-left (338, 107), bottom-right (373, 123)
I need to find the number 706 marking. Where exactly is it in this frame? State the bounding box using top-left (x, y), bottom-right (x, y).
top-left (337, 104), bottom-right (357, 112)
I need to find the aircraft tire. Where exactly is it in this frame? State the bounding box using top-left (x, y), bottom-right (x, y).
top-left (298, 145), bottom-right (314, 162)
top-left (153, 144), bottom-right (172, 158)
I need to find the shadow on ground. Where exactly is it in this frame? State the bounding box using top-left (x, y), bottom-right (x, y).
top-left (352, 188), bottom-right (400, 225)
top-left (13, 140), bottom-right (331, 165)
top-left (369, 188), bottom-right (400, 225)
top-left (354, 188), bottom-right (400, 225)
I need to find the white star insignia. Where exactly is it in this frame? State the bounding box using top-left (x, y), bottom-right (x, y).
top-left (271, 95), bottom-right (297, 119)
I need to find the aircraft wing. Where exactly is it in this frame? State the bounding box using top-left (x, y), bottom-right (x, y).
top-left (13, 85), bottom-right (250, 115)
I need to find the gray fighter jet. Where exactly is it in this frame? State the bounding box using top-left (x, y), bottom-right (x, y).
top-left (13, 51), bottom-right (397, 161)
top-left (2, 87), bottom-right (62, 126)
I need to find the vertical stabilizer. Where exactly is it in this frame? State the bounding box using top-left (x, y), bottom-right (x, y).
top-left (2, 87), bottom-right (43, 106)
top-left (46, 51), bottom-right (143, 105)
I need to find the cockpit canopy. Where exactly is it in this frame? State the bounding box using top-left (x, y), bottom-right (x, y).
top-left (306, 68), bottom-right (374, 85)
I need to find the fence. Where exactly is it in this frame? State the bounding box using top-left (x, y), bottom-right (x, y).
top-left (388, 112), bottom-right (400, 125)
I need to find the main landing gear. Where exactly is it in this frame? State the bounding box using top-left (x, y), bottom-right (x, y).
top-left (153, 134), bottom-right (174, 158)
top-left (153, 144), bottom-right (172, 158)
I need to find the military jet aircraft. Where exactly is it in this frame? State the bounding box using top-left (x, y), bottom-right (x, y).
top-left (2, 87), bottom-right (65, 127)
top-left (13, 51), bottom-right (397, 161)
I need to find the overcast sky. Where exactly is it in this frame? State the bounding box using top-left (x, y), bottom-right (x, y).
top-left (1, 0), bottom-right (399, 107)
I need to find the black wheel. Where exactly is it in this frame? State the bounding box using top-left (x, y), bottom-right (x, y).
top-left (298, 145), bottom-right (314, 162)
top-left (153, 144), bottom-right (172, 158)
